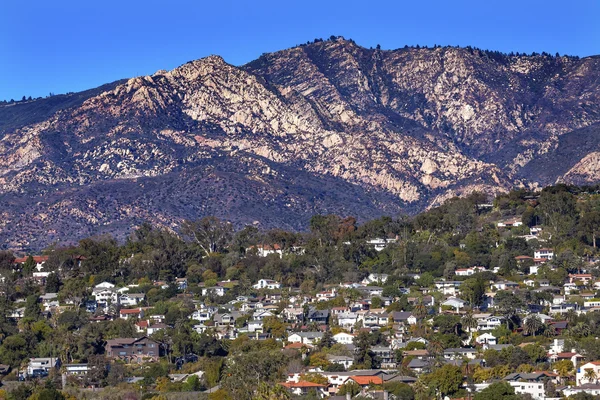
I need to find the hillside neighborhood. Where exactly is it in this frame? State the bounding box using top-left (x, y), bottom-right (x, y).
top-left (1, 186), bottom-right (600, 399)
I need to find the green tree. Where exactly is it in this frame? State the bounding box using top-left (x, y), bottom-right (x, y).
top-left (523, 315), bottom-right (543, 336)
top-left (495, 291), bottom-right (523, 329)
top-left (425, 364), bottom-right (463, 397)
top-left (461, 277), bottom-right (486, 306)
top-left (473, 381), bottom-right (519, 400)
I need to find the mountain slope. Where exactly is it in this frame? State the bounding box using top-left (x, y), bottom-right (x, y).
top-left (2, 38), bottom-right (600, 250)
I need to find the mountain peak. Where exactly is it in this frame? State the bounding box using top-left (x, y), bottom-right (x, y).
top-left (1, 40), bottom-right (600, 250)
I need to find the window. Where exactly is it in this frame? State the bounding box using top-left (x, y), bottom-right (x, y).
top-left (149, 344), bottom-right (154, 348)
top-left (119, 352), bottom-right (127, 356)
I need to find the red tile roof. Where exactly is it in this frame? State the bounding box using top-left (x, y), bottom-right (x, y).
top-left (350, 376), bottom-right (383, 385)
top-left (280, 381), bottom-right (326, 388)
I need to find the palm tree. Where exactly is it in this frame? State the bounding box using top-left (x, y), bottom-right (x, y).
top-left (543, 324), bottom-right (557, 337)
top-left (584, 368), bottom-right (597, 384)
top-left (523, 315), bottom-right (543, 336)
top-left (565, 309), bottom-right (578, 325)
top-left (427, 340), bottom-right (444, 358)
top-left (462, 309), bottom-right (477, 333)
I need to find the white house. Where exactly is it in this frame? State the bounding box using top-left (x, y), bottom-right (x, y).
top-left (455, 266), bottom-right (486, 276)
top-left (326, 355), bottom-right (353, 370)
top-left (333, 332), bottom-right (355, 345)
top-left (27, 358), bottom-right (60, 376)
top-left (497, 220), bottom-right (523, 228)
top-left (441, 297), bottom-right (468, 311)
top-left (201, 286), bottom-right (228, 297)
top-left (477, 316), bottom-right (504, 331)
top-left (336, 312), bottom-right (358, 327)
top-left (475, 333), bottom-right (497, 345)
top-left (534, 248), bottom-right (554, 260)
top-left (362, 273), bottom-right (389, 284)
top-left (287, 332), bottom-right (323, 345)
top-left (249, 244), bottom-right (283, 258)
top-left (577, 361), bottom-right (600, 385)
top-left (366, 238), bottom-right (397, 251)
top-left (253, 279), bottom-right (282, 290)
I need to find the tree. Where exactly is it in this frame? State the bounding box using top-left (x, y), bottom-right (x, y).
top-left (584, 367), bottom-right (598, 384)
top-left (461, 277), bottom-right (486, 306)
top-left (383, 382), bottom-right (415, 400)
top-left (553, 360), bottom-right (574, 384)
top-left (222, 350), bottom-right (287, 399)
top-left (353, 331), bottom-right (374, 368)
top-left (182, 217), bottom-right (233, 256)
top-left (473, 381), bottom-right (519, 400)
top-left (318, 330), bottom-right (335, 350)
top-left (426, 364), bottom-right (463, 397)
top-left (523, 315), bottom-right (543, 336)
top-left (495, 291), bottom-right (523, 329)
top-left (253, 382), bottom-right (290, 400)
top-left (45, 273), bottom-right (61, 293)
top-left (581, 211), bottom-right (600, 248)
top-left (462, 309), bottom-right (477, 333)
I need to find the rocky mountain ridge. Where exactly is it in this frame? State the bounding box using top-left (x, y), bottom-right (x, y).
top-left (2, 38), bottom-right (600, 250)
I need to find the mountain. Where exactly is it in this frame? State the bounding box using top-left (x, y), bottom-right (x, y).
top-left (2, 38), bottom-right (600, 250)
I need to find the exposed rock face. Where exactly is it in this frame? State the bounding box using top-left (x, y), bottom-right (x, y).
top-left (1, 39), bottom-right (600, 250)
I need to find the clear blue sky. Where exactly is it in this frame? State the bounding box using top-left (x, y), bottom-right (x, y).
top-left (1, 0), bottom-right (599, 101)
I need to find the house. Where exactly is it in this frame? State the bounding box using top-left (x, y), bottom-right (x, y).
top-left (441, 297), bottom-right (468, 311)
top-left (105, 337), bottom-right (161, 363)
top-left (407, 358), bottom-right (430, 374)
top-left (214, 313), bottom-right (239, 327)
top-left (563, 384), bottom-right (600, 398)
top-left (283, 307), bottom-right (304, 323)
top-left (477, 316), bottom-right (504, 331)
top-left (307, 308), bottom-right (329, 324)
top-left (337, 312), bottom-right (358, 327)
top-left (492, 281), bottom-right (519, 291)
top-left (64, 363), bottom-right (90, 376)
top-left (147, 322), bottom-right (168, 335)
top-left (357, 286), bottom-right (384, 297)
top-left (327, 355), bottom-right (353, 370)
top-left (362, 273), bottom-right (389, 284)
top-left (443, 348), bottom-right (477, 360)
top-left (534, 248), bottom-right (554, 260)
top-left (190, 309), bottom-right (215, 322)
top-left (497, 219), bottom-right (523, 228)
top-left (248, 320), bottom-right (263, 332)
top-left (549, 351), bottom-right (584, 365)
top-left (14, 255), bottom-right (49, 270)
top-left (390, 311), bottom-right (417, 325)
top-left (576, 362), bottom-right (600, 385)
top-left (371, 346), bottom-right (396, 367)
top-left (475, 333), bottom-right (497, 345)
top-left (287, 332), bottom-right (324, 345)
top-left (349, 375), bottom-right (384, 387)
top-left (366, 237), bottom-right (397, 251)
top-left (119, 308), bottom-right (145, 320)
top-left (119, 293), bottom-right (145, 307)
top-left (253, 279), bottom-right (282, 290)
top-left (455, 266), bottom-right (486, 276)
top-left (249, 244), bottom-right (283, 258)
top-left (570, 274), bottom-right (593, 285)
top-left (279, 381), bottom-right (327, 397)
top-left (27, 358), bottom-right (60, 377)
top-left (435, 281), bottom-right (462, 296)
top-left (333, 332), bottom-right (355, 345)
top-left (201, 286), bottom-right (228, 297)
top-left (175, 278), bottom-right (188, 291)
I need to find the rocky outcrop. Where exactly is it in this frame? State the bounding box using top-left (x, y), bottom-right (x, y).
top-left (1, 38), bottom-right (600, 250)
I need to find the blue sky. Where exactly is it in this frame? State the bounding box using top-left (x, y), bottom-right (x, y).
top-left (1, 0), bottom-right (599, 101)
